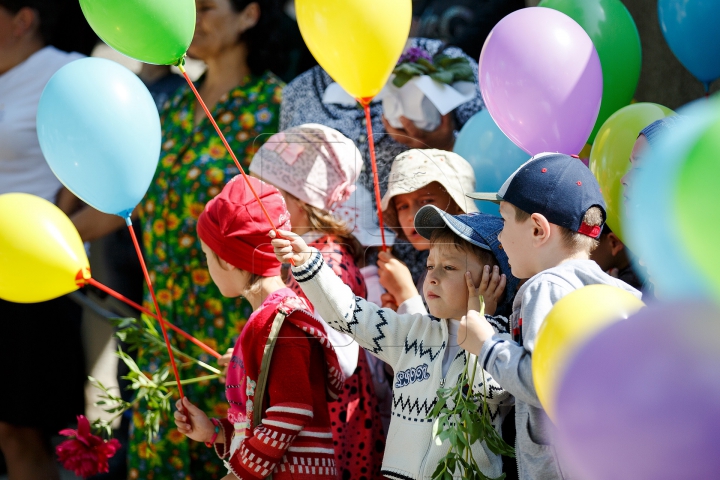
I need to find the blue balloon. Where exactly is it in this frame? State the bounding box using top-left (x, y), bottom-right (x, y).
top-left (659, 0), bottom-right (720, 89)
top-left (454, 110), bottom-right (529, 216)
top-left (37, 57), bottom-right (161, 218)
top-left (623, 99), bottom-right (718, 300)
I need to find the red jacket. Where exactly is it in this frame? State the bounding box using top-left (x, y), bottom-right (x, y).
top-left (216, 291), bottom-right (344, 479)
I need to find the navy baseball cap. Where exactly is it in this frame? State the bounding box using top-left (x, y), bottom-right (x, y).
top-left (414, 205), bottom-right (519, 316)
top-left (467, 153), bottom-right (606, 238)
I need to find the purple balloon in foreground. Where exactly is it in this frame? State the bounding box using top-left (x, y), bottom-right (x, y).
top-left (479, 7), bottom-right (603, 156)
top-left (555, 301), bottom-right (720, 480)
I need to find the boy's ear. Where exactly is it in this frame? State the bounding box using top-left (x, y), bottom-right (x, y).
top-left (530, 212), bottom-right (552, 246)
top-left (607, 232), bottom-right (625, 257)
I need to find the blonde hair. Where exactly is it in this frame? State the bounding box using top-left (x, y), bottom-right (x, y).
top-left (512, 205), bottom-right (603, 253)
top-left (429, 227), bottom-right (497, 268)
top-left (286, 192), bottom-right (364, 264)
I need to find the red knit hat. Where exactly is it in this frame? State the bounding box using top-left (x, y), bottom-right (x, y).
top-left (197, 175), bottom-right (291, 276)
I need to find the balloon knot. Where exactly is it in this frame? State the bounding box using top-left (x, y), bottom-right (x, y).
top-left (75, 268), bottom-right (92, 287)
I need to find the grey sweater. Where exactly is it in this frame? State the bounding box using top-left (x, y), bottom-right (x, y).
top-left (479, 259), bottom-right (642, 479)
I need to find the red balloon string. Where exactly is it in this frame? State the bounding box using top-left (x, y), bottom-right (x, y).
top-left (126, 222), bottom-right (184, 398)
top-left (83, 277), bottom-right (221, 359)
top-left (359, 98), bottom-right (387, 251)
top-left (178, 66), bottom-right (293, 265)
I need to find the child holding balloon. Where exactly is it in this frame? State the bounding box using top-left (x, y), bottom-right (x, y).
top-left (459, 153), bottom-right (641, 479)
top-left (248, 124), bottom-right (386, 479)
top-left (270, 204), bottom-right (515, 479)
top-left (174, 175), bottom-right (343, 480)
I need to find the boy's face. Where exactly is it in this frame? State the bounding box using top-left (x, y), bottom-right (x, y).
top-left (394, 182), bottom-right (459, 251)
top-left (498, 201), bottom-right (536, 279)
top-left (424, 244), bottom-right (484, 320)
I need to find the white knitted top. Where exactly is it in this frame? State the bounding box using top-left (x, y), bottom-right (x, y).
top-left (292, 250), bottom-right (513, 480)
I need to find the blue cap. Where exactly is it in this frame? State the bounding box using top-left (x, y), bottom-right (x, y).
top-left (640, 116), bottom-right (687, 148)
top-left (467, 153), bottom-right (606, 238)
top-left (414, 205), bottom-right (519, 316)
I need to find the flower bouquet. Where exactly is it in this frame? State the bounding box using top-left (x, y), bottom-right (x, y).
top-left (382, 47), bottom-right (476, 131)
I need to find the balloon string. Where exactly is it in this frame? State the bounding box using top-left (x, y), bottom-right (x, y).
top-left (359, 99), bottom-right (387, 251)
top-left (125, 221), bottom-right (184, 398)
top-left (178, 65), bottom-right (293, 265)
top-left (84, 277), bottom-right (221, 359)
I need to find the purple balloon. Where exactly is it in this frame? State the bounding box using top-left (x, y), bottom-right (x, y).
top-left (555, 301), bottom-right (720, 480)
top-left (479, 7), bottom-right (603, 156)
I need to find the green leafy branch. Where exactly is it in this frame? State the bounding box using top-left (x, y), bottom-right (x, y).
top-left (393, 54), bottom-right (474, 88)
top-left (88, 317), bottom-right (220, 449)
top-left (429, 303), bottom-right (515, 480)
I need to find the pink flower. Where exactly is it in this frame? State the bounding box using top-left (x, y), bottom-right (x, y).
top-left (56, 415), bottom-right (121, 478)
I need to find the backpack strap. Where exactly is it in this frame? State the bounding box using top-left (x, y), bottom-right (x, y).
top-left (253, 308), bottom-right (287, 429)
top-left (250, 308), bottom-right (287, 480)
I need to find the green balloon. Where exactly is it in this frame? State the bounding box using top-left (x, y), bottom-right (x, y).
top-left (80, 0), bottom-right (196, 65)
top-left (539, 0), bottom-right (641, 143)
top-left (675, 111), bottom-right (720, 300)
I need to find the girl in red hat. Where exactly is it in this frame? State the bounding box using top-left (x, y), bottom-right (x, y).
top-left (174, 175), bottom-right (344, 480)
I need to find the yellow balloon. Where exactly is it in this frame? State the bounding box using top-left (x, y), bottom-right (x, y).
top-left (296, 0), bottom-right (412, 100)
top-left (589, 103), bottom-right (674, 241)
top-left (533, 284), bottom-right (644, 420)
top-left (0, 193), bottom-right (90, 303)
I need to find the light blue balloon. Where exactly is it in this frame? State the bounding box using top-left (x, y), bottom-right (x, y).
top-left (659, 0), bottom-right (720, 89)
top-left (454, 110), bottom-right (530, 216)
top-left (37, 57), bottom-right (161, 218)
top-left (624, 99), bottom-right (718, 300)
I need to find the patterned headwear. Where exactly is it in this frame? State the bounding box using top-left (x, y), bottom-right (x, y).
top-left (249, 124), bottom-right (362, 212)
top-left (197, 175), bottom-right (291, 276)
top-left (639, 116), bottom-right (687, 148)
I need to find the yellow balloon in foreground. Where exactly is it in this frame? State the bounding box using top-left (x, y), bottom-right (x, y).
top-left (533, 284), bottom-right (644, 420)
top-left (0, 193), bottom-right (89, 303)
top-left (296, 0), bottom-right (412, 100)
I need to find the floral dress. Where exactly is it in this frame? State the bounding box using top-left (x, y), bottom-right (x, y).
top-left (127, 71), bottom-right (284, 480)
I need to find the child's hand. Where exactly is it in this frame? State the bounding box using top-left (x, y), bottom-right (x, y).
top-left (458, 309), bottom-right (496, 356)
top-left (217, 348), bottom-right (233, 384)
top-left (377, 251), bottom-right (419, 305)
top-left (478, 265), bottom-right (506, 315)
top-left (269, 229), bottom-right (311, 266)
top-left (380, 292), bottom-right (399, 311)
top-left (174, 397), bottom-right (215, 444)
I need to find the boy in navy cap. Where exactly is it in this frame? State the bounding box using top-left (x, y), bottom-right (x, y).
top-left (270, 209), bottom-right (518, 479)
top-left (461, 153), bottom-right (642, 479)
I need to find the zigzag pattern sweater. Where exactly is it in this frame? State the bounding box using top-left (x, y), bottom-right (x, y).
top-left (293, 250), bottom-right (513, 480)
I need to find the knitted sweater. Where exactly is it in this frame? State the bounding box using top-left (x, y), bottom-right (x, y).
top-left (292, 250), bottom-right (512, 480)
top-left (215, 290), bottom-right (344, 479)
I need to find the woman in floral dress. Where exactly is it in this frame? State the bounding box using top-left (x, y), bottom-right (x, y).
top-left (127, 1), bottom-right (288, 478)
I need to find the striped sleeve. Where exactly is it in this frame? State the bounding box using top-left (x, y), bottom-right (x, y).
top-left (226, 332), bottom-right (315, 478)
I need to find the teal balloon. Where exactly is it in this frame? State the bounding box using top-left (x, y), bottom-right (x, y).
top-left (454, 110), bottom-right (530, 216)
top-left (37, 58), bottom-right (161, 218)
top-left (659, 0), bottom-right (720, 89)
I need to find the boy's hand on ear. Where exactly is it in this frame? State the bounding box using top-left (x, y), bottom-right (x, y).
top-left (458, 310), bottom-right (495, 356)
top-left (270, 230), bottom-right (311, 266)
top-left (478, 265), bottom-right (506, 315)
top-left (377, 251), bottom-right (418, 305)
